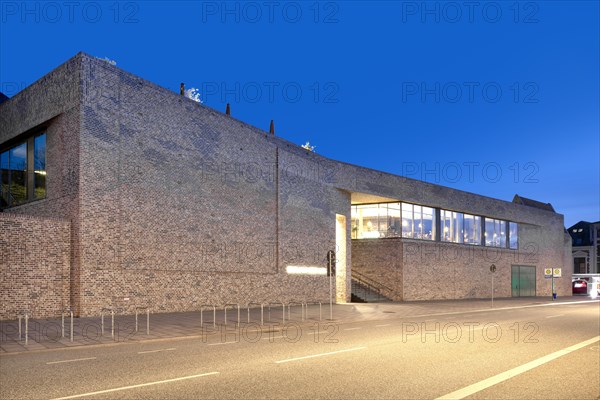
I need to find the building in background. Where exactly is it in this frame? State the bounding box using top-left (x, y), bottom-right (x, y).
top-left (569, 221), bottom-right (600, 274)
top-left (0, 53), bottom-right (574, 319)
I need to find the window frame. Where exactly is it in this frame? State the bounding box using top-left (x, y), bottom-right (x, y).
top-left (0, 131), bottom-right (47, 209)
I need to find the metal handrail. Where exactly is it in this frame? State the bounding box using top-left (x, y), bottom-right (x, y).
top-left (247, 302), bottom-right (265, 325)
top-left (200, 305), bottom-right (217, 328)
top-left (135, 307), bottom-right (150, 335)
top-left (223, 303), bottom-right (240, 327)
top-left (352, 270), bottom-right (394, 294)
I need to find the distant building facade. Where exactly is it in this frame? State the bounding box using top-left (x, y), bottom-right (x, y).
top-left (568, 221), bottom-right (600, 274)
top-left (0, 53), bottom-right (573, 319)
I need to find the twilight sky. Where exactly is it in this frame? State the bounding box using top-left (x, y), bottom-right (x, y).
top-left (1, 1), bottom-right (598, 227)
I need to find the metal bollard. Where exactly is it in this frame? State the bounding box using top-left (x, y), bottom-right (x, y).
top-left (25, 314), bottom-right (29, 346)
top-left (146, 309), bottom-right (150, 335)
top-left (18, 315), bottom-right (22, 341)
top-left (70, 311), bottom-right (73, 342)
top-left (111, 310), bottom-right (114, 339)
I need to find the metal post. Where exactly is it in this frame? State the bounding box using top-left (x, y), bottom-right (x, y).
top-left (260, 304), bottom-right (263, 326)
top-left (281, 302), bottom-right (285, 323)
top-left (237, 304), bottom-right (240, 328)
top-left (135, 309), bottom-right (138, 332)
top-left (552, 274), bottom-right (555, 301)
top-left (61, 312), bottom-right (65, 338)
top-left (111, 310), bottom-right (114, 339)
top-left (70, 311), bottom-right (74, 342)
top-left (146, 309), bottom-right (150, 335)
top-left (491, 274), bottom-right (494, 309)
top-left (18, 315), bottom-right (22, 340)
top-left (25, 314), bottom-right (29, 346)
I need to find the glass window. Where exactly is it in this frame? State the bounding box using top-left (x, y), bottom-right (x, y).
top-left (440, 210), bottom-right (463, 243)
top-left (34, 134), bottom-right (46, 199)
top-left (485, 218), bottom-right (507, 248)
top-left (509, 222), bottom-right (518, 249)
top-left (464, 214), bottom-right (481, 245)
top-left (9, 143), bottom-right (27, 206)
top-left (0, 151), bottom-right (8, 207)
top-left (401, 203), bottom-right (435, 241)
top-left (402, 203), bottom-right (414, 238)
top-left (351, 203), bottom-right (403, 239)
top-left (0, 131), bottom-right (46, 208)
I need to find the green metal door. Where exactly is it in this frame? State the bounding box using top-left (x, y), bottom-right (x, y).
top-left (511, 265), bottom-right (536, 297)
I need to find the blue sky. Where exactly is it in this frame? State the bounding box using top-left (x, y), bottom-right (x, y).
top-left (1, 1), bottom-right (598, 227)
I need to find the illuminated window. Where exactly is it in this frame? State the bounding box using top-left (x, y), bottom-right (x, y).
top-left (485, 218), bottom-right (507, 248)
top-left (440, 209), bottom-right (463, 244)
top-left (464, 214), bottom-right (482, 245)
top-left (351, 203), bottom-right (402, 239)
top-left (402, 203), bottom-right (435, 241)
top-left (509, 222), bottom-right (518, 249)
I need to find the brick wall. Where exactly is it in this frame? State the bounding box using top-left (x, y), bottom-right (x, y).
top-left (0, 53), bottom-right (573, 315)
top-left (0, 213), bottom-right (71, 319)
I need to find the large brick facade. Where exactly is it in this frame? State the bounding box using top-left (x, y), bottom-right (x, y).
top-left (0, 53), bottom-right (573, 318)
top-left (0, 214), bottom-right (70, 319)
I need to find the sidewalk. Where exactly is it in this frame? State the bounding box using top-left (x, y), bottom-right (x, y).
top-left (1, 296), bottom-right (597, 354)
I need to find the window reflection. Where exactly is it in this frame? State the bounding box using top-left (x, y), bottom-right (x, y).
top-left (34, 134), bottom-right (46, 199)
top-left (509, 222), bottom-right (518, 249)
top-left (0, 132), bottom-right (46, 208)
top-left (464, 214), bottom-right (482, 245)
top-left (485, 218), bottom-right (507, 248)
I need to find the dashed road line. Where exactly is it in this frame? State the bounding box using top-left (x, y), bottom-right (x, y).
top-left (137, 348), bottom-right (176, 354)
top-left (51, 371), bottom-right (220, 399)
top-left (46, 357), bottom-right (97, 365)
top-left (275, 347), bottom-right (367, 364)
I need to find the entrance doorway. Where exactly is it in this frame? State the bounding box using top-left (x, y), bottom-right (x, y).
top-left (511, 265), bottom-right (536, 297)
top-left (335, 214), bottom-right (347, 303)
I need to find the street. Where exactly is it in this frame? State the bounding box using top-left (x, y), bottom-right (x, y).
top-left (1, 301), bottom-right (599, 400)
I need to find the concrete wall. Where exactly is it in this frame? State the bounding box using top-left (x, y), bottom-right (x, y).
top-left (0, 214), bottom-right (71, 319)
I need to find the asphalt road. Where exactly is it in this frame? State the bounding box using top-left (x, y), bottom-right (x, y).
top-left (1, 301), bottom-right (598, 400)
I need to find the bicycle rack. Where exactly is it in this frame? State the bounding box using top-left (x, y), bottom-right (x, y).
top-left (223, 303), bottom-right (240, 327)
top-left (61, 307), bottom-right (75, 342)
top-left (101, 308), bottom-right (114, 339)
top-left (305, 301), bottom-right (323, 321)
top-left (17, 311), bottom-right (30, 345)
top-left (200, 305), bottom-right (216, 328)
top-left (267, 302), bottom-right (285, 323)
top-left (135, 307), bottom-right (150, 335)
top-left (247, 302), bottom-right (265, 325)
top-left (287, 301), bottom-right (305, 321)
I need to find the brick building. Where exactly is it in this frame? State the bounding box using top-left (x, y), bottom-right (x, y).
top-left (0, 53), bottom-right (573, 319)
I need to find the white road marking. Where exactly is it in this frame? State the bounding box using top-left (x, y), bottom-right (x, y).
top-left (51, 371), bottom-right (219, 400)
top-left (261, 335), bottom-right (285, 340)
top-left (307, 331), bottom-right (327, 335)
top-left (46, 357), bottom-right (97, 365)
top-left (137, 348), bottom-right (176, 354)
top-left (375, 324), bottom-right (392, 327)
top-left (208, 341), bottom-right (238, 346)
top-left (435, 336), bottom-right (600, 400)
top-left (275, 346), bottom-right (367, 364)
top-left (545, 314), bottom-right (564, 319)
top-left (344, 327), bottom-right (362, 331)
